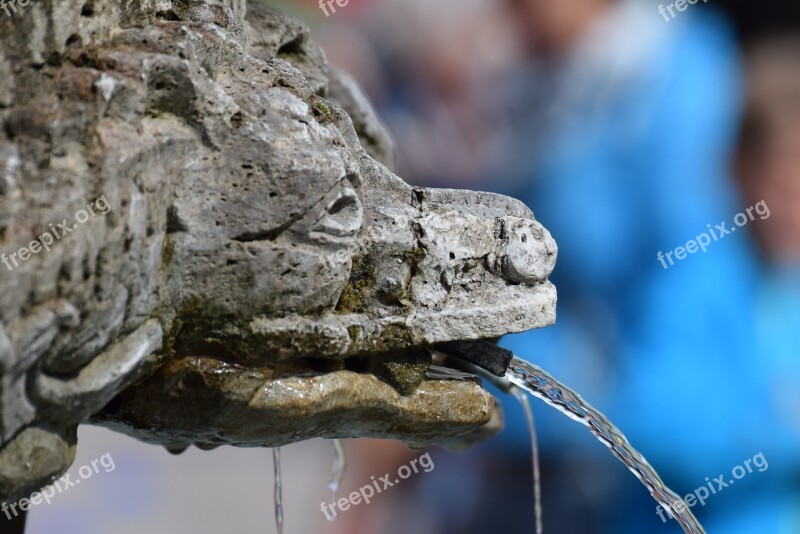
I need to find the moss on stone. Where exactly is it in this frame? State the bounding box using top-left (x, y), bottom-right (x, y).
top-left (369, 349), bottom-right (431, 396)
top-left (335, 255), bottom-right (374, 313)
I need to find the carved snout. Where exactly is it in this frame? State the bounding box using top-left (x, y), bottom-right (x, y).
top-left (411, 192), bottom-right (558, 307)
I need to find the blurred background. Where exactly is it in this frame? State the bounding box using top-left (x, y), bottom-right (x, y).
top-left (28, 0), bottom-right (800, 532)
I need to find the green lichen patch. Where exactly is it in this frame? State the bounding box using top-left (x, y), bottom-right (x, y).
top-left (309, 96), bottom-right (334, 122)
top-left (369, 349), bottom-right (431, 396)
top-left (335, 255), bottom-right (374, 313)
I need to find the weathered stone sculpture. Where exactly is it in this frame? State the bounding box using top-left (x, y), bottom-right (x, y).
top-left (0, 0), bottom-right (557, 504)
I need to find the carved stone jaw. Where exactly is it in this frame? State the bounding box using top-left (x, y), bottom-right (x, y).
top-left (245, 180), bottom-right (557, 360)
top-left (95, 134), bottom-right (556, 452)
top-left (92, 166), bottom-right (557, 451)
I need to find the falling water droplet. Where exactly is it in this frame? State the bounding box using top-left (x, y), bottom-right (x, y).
top-left (505, 356), bottom-right (705, 534)
top-left (511, 385), bottom-right (543, 534)
top-left (325, 439), bottom-right (346, 522)
top-left (273, 447), bottom-right (283, 534)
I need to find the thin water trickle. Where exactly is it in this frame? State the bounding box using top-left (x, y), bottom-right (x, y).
top-left (273, 448), bottom-right (284, 534)
top-left (505, 356), bottom-right (705, 534)
top-left (511, 385), bottom-right (543, 534)
top-left (326, 439), bottom-right (347, 522)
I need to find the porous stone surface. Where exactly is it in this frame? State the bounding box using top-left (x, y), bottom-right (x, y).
top-left (0, 0), bottom-right (556, 501)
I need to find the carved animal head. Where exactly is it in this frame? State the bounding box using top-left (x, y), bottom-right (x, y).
top-left (0, 0), bottom-right (556, 500)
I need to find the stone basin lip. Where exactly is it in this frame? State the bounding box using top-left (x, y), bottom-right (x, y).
top-left (91, 351), bottom-right (499, 451)
top-left (89, 325), bottom-right (545, 452)
top-left (92, 331), bottom-right (539, 453)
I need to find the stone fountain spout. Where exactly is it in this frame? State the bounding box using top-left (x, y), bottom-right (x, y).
top-left (0, 0), bottom-right (556, 503)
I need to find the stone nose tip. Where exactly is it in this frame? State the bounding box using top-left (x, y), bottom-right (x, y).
top-left (500, 218), bottom-right (557, 285)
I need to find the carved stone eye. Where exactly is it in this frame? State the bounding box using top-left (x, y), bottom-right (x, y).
top-left (311, 187), bottom-right (363, 238)
top-left (501, 219), bottom-right (557, 284)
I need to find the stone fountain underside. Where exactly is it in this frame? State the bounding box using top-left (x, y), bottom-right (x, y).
top-left (0, 0), bottom-right (556, 501)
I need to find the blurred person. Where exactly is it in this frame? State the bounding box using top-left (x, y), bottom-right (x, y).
top-left (736, 36), bottom-right (800, 266)
top-left (718, 32), bottom-right (800, 532)
top-left (318, 0), bottom-right (524, 188)
top-left (508, 0), bottom-right (612, 54)
top-left (631, 34), bottom-right (800, 532)
top-left (379, 1), bottom-right (522, 189)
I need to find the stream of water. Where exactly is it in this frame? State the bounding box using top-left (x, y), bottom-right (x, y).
top-left (326, 438), bottom-right (347, 522)
top-left (505, 356), bottom-right (705, 534)
top-left (511, 385), bottom-right (544, 534)
top-left (273, 448), bottom-right (283, 534)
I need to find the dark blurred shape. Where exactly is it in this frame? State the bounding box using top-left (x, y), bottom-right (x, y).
top-left (435, 340), bottom-right (514, 377)
top-left (508, 0), bottom-right (613, 54)
top-left (716, 0), bottom-right (800, 43)
top-left (736, 34), bottom-right (800, 263)
top-left (0, 508), bottom-right (26, 534)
